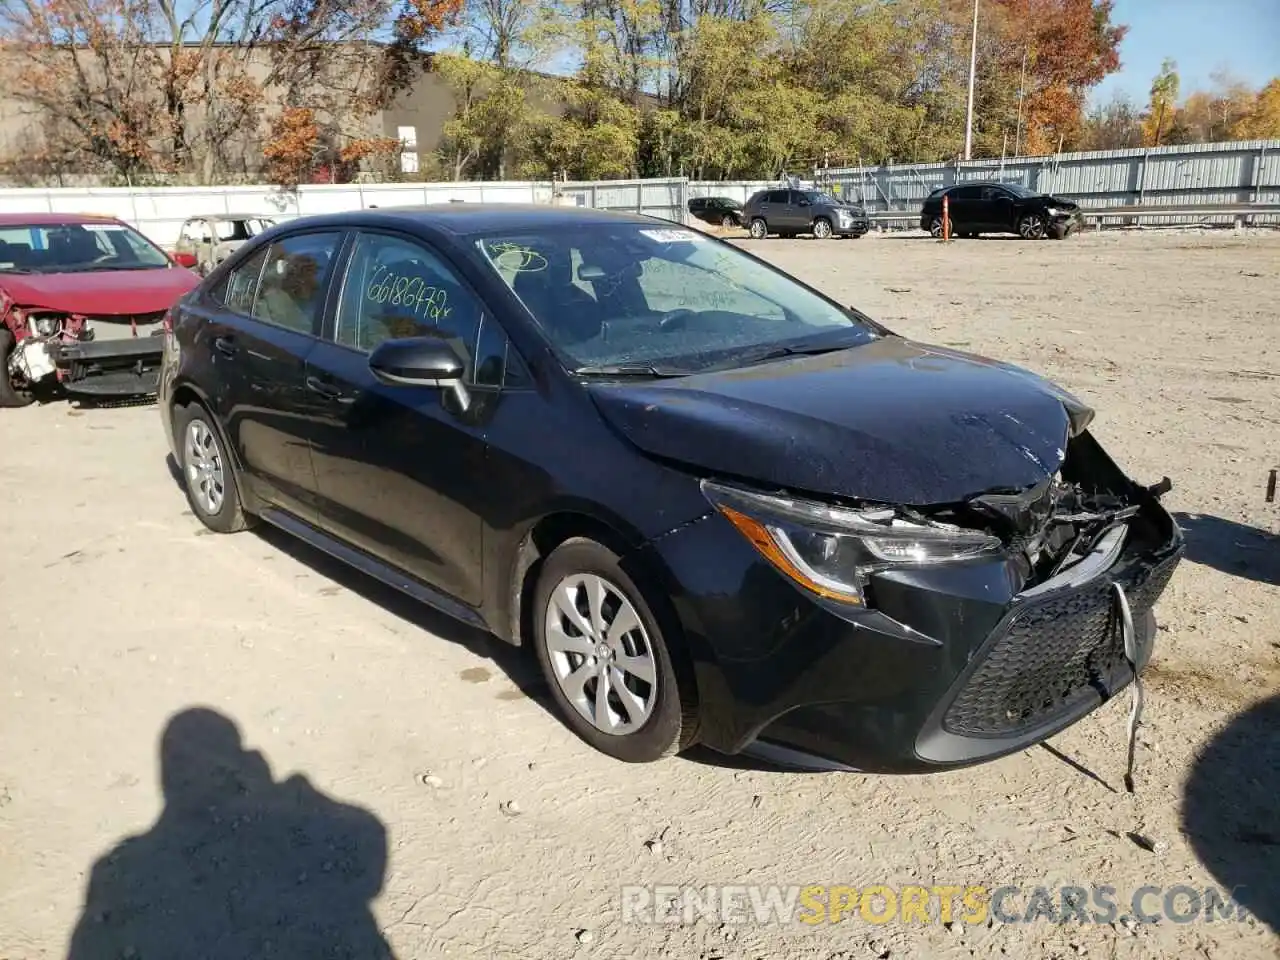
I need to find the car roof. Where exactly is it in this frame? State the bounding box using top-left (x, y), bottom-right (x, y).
top-left (186, 212), bottom-right (275, 221)
top-left (0, 212), bottom-right (127, 227)
top-left (274, 203), bottom-right (660, 238)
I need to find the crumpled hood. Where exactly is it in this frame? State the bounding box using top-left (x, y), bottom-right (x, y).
top-left (1, 266), bottom-right (199, 315)
top-left (586, 336), bottom-right (1078, 505)
top-left (1044, 195), bottom-right (1080, 210)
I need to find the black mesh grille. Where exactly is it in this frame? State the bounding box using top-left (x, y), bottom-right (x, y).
top-left (941, 550), bottom-right (1180, 738)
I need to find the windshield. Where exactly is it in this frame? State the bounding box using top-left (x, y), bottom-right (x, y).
top-left (213, 217), bottom-right (274, 241)
top-left (803, 191), bottom-right (840, 204)
top-left (0, 222), bottom-right (170, 273)
top-left (473, 223), bottom-right (879, 373)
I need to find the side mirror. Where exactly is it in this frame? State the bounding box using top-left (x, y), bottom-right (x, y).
top-left (797, 199), bottom-right (811, 206)
top-left (172, 252), bottom-right (198, 269)
top-left (368, 337), bottom-right (470, 410)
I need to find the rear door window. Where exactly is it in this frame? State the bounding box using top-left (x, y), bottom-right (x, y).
top-left (249, 232), bottom-right (342, 335)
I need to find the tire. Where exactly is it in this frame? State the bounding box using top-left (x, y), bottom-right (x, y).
top-left (532, 538), bottom-right (698, 763)
top-left (812, 217), bottom-right (834, 239)
top-left (928, 217), bottom-right (945, 239)
top-left (0, 329), bottom-right (34, 408)
top-left (1018, 212), bottom-right (1048, 240)
top-left (748, 217), bottom-right (768, 240)
top-left (720, 214), bottom-right (736, 229)
top-left (173, 401), bottom-right (252, 534)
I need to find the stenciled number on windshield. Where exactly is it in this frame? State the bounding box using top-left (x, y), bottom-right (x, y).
top-left (365, 267), bottom-right (451, 322)
top-left (486, 242), bottom-right (548, 274)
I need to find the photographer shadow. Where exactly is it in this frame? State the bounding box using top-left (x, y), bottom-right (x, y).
top-left (66, 707), bottom-right (394, 959)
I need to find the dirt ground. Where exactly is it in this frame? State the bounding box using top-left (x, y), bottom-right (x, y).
top-left (1, 228), bottom-right (1278, 960)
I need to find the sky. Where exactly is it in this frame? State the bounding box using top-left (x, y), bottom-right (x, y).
top-left (1091, 0), bottom-right (1280, 106)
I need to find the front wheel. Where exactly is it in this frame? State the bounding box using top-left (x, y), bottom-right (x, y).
top-left (748, 218), bottom-right (768, 240)
top-left (928, 217), bottom-right (945, 239)
top-left (1018, 213), bottom-right (1048, 240)
top-left (812, 217), bottom-right (833, 239)
top-left (0, 329), bottom-right (34, 408)
top-left (720, 214), bottom-right (737, 229)
top-left (533, 538), bottom-right (697, 762)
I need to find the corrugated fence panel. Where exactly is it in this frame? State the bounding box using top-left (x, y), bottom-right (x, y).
top-left (1, 141), bottom-right (1277, 243)
top-left (0, 179), bottom-right (686, 245)
top-left (818, 139), bottom-right (1280, 225)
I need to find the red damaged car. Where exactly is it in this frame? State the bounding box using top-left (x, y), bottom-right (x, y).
top-left (0, 213), bottom-right (200, 407)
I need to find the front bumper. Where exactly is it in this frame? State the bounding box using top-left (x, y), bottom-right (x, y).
top-left (642, 477), bottom-right (1183, 773)
top-left (52, 332), bottom-right (165, 396)
top-left (833, 216), bottom-right (869, 236)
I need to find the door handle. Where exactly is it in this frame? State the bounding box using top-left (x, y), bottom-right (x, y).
top-left (305, 375), bottom-right (343, 400)
top-left (213, 335), bottom-right (237, 357)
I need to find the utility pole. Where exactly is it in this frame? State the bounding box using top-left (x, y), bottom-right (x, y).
top-left (963, 0), bottom-right (979, 160)
top-left (1014, 43), bottom-right (1028, 156)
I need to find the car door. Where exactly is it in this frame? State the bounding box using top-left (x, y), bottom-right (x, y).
top-left (303, 229), bottom-right (511, 606)
top-left (947, 185), bottom-right (983, 231)
top-left (209, 228), bottom-right (346, 521)
top-left (981, 186), bottom-right (1017, 232)
top-left (783, 190), bottom-right (810, 231)
top-left (175, 220), bottom-right (197, 261)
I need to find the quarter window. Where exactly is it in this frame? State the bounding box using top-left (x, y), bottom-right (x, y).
top-left (335, 232), bottom-right (510, 387)
top-left (222, 247), bottom-right (268, 315)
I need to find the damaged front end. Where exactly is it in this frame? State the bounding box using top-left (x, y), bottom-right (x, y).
top-left (3, 303), bottom-right (168, 401)
top-left (691, 418), bottom-right (1183, 772)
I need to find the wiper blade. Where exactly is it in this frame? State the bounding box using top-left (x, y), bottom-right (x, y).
top-left (716, 341), bottom-right (850, 369)
top-left (0, 266), bottom-right (36, 273)
top-left (574, 362), bottom-right (690, 378)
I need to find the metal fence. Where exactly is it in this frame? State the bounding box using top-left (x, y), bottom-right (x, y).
top-left (1, 139), bottom-right (1278, 245)
top-left (0, 178), bottom-right (690, 247)
top-left (688, 140), bottom-right (1280, 226)
top-left (818, 139), bottom-right (1280, 226)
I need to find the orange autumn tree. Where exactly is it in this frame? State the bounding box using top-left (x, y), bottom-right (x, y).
top-left (977, 0), bottom-right (1127, 155)
top-left (0, 0), bottom-right (461, 184)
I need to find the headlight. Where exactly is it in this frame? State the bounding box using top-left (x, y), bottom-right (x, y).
top-left (701, 480), bottom-right (1003, 605)
top-left (1045, 207), bottom-right (1060, 217)
top-left (32, 314), bottom-right (61, 337)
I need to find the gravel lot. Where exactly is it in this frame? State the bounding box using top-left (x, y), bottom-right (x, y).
top-left (2, 228), bottom-right (1278, 960)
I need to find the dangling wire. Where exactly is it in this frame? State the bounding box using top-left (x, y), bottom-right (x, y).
top-left (1113, 581), bottom-right (1143, 793)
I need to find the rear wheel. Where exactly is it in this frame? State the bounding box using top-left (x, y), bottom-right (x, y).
top-left (748, 217), bottom-right (768, 240)
top-left (0, 329), bottom-right (34, 408)
top-left (533, 538), bottom-right (697, 762)
top-left (174, 402), bottom-right (252, 534)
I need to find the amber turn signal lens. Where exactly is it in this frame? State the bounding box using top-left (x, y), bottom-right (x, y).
top-left (716, 504), bottom-right (862, 605)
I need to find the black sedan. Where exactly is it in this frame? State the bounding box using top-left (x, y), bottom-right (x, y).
top-left (158, 204), bottom-right (1182, 772)
top-left (687, 195), bottom-right (744, 229)
top-left (920, 181), bottom-right (1085, 239)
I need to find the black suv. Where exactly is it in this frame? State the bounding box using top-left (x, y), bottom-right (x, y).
top-left (687, 196), bottom-right (743, 229)
top-left (920, 181), bottom-right (1084, 240)
top-left (743, 189), bottom-right (869, 240)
